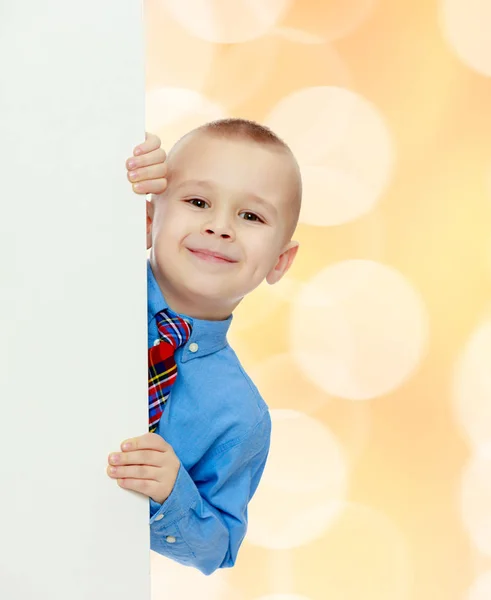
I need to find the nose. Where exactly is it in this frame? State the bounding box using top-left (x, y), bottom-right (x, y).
top-left (201, 213), bottom-right (235, 241)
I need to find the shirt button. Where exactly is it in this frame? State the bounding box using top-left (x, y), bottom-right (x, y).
top-left (189, 342), bottom-right (199, 353)
top-left (166, 536), bottom-right (176, 544)
top-left (153, 339), bottom-right (160, 346)
top-left (154, 514), bottom-right (164, 521)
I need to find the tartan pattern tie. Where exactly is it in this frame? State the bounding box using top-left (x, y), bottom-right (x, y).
top-left (148, 308), bottom-right (193, 432)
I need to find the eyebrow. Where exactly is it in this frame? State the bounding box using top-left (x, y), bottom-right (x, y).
top-left (171, 178), bottom-right (214, 193)
top-left (170, 177), bottom-right (278, 217)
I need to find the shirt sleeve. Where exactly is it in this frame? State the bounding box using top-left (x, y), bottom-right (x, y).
top-left (149, 411), bottom-right (271, 575)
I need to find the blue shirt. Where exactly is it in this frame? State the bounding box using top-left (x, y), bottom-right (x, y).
top-left (147, 262), bottom-right (271, 575)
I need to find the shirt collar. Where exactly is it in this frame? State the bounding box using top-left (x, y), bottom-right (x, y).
top-left (147, 260), bottom-right (232, 362)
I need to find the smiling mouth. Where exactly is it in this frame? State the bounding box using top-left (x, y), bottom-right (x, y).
top-left (187, 248), bottom-right (238, 264)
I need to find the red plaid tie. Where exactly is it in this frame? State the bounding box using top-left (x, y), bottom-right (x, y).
top-left (148, 309), bottom-right (193, 432)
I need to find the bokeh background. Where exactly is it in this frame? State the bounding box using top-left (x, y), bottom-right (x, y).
top-left (144, 1), bottom-right (491, 599)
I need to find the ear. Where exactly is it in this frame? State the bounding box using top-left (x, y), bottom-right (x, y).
top-left (146, 197), bottom-right (154, 250)
top-left (266, 241), bottom-right (299, 285)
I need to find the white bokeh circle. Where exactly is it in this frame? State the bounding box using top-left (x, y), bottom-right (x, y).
top-left (247, 409), bottom-right (348, 549)
top-left (146, 87), bottom-right (225, 148)
top-left (461, 452), bottom-right (491, 557)
top-left (290, 260), bottom-right (429, 400)
top-left (265, 86), bottom-right (394, 226)
top-left (440, 0), bottom-right (491, 77)
top-left (466, 571), bottom-right (491, 600)
top-left (267, 211), bottom-right (387, 304)
top-left (248, 354), bottom-right (371, 463)
top-left (453, 320), bottom-right (491, 449)
top-left (162, 0), bottom-right (293, 43)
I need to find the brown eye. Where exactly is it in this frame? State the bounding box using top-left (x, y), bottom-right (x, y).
top-left (187, 198), bottom-right (208, 209)
top-left (240, 212), bottom-right (263, 222)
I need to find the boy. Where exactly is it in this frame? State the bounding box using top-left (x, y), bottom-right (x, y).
top-left (106, 119), bottom-right (302, 575)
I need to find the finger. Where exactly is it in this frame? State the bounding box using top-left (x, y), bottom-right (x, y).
top-left (134, 132), bottom-right (161, 156)
top-left (107, 464), bottom-right (160, 480)
top-left (108, 449), bottom-right (163, 467)
top-left (131, 179), bottom-right (167, 195)
top-left (117, 477), bottom-right (159, 498)
top-left (126, 148), bottom-right (166, 171)
top-left (122, 432), bottom-right (170, 453)
top-left (127, 162), bottom-right (167, 185)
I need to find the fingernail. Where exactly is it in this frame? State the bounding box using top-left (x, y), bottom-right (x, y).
top-left (127, 159), bottom-right (137, 169)
top-left (134, 147), bottom-right (142, 155)
top-left (133, 183), bottom-right (143, 192)
top-left (109, 466), bottom-right (117, 474)
top-left (109, 453), bottom-right (120, 464)
top-left (122, 441), bottom-right (132, 451)
top-left (128, 170), bottom-right (138, 180)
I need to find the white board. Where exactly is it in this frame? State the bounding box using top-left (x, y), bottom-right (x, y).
top-left (0, 3), bottom-right (149, 599)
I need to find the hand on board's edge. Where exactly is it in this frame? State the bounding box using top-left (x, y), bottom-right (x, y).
top-left (126, 132), bottom-right (168, 196)
top-left (107, 432), bottom-right (180, 504)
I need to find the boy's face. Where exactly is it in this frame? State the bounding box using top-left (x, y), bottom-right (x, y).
top-left (148, 134), bottom-right (299, 319)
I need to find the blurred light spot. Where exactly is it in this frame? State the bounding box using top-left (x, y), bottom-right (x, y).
top-left (304, 503), bottom-right (411, 600)
top-left (145, 3), bottom-right (216, 91)
top-left (268, 214), bottom-right (387, 304)
top-left (461, 452), bottom-right (491, 557)
top-left (146, 87), bottom-right (225, 148)
top-left (278, 0), bottom-right (377, 42)
top-left (240, 41), bottom-right (352, 121)
top-left (247, 409), bottom-right (348, 549)
top-left (440, 0), bottom-right (491, 77)
top-left (265, 87), bottom-right (394, 226)
top-left (249, 354), bottom-right (371, 463)
top-left (259, 410), bottom-right (346, 494)
top-left (453, 320), bottom-right (491, 449)
top-left (203, 36), bottom-right (279, 110)
top-left (151, 552), bottom-right (241, 599)
top-left (162, 0), bottom-right (293, 43)
top-left (467, 571), bottom-right (491, 600)
top-left (290, 260), bottom-right (429, 400)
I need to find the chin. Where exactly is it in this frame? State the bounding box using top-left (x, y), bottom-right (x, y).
top-left (185, 284), bottom-right (232, 303)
